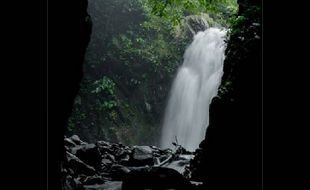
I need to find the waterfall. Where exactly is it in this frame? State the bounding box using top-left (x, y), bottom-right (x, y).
top-left (160, 27), bottom-right (227, 151)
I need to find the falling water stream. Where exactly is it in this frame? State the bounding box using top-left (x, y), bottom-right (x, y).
top-left (160, 27), bottom-right (227, 151)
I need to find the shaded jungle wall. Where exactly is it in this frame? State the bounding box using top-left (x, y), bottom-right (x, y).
top-left (188, 0), bottom-right (262, 189)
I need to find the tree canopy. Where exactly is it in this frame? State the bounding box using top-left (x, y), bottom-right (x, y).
top-left (147, 0), bottom-right (238, 26)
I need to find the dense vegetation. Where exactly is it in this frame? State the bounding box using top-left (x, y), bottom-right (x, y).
top-left (148, 0), bottom-right (238, 26)
top-left (67, 0), bottom-right (238, 145)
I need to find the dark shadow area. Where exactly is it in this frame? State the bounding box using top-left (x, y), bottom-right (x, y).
top-left (188, 0), bottom-right (262, 189)
top-left (48, 0), bottom-right (92, 189)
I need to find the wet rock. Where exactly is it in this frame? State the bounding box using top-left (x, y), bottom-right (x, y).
top-left (97, 141), bottom-right (112, 154)
top-left (70, 135), bottom-right (86, 145)
top-left (150, 146), bottom-right (163, 157)
top-left (66, 152), bottom-right (96, 176)
top-left (71, 144), bottom-right (102, 169)
top-left (127, 166), bottom-right (150, 172)
top-left (109, 144), bottom-right (125, 156)
top-left (77, 174), bottom-right (87, 182)
top-left (162, 156), bottom-right (193, 174)
top-left (70, 144), bottom-right (94, 154)
top-left (63, 175), bottom-right (84, 190)
top-left (158, 154), bottom-right (171, 163)
top-left (63, 136), bottom-right (194, 189)
top-left (102, 158), bottom-right (113, 165)
top-left (122, 167), bottom-right (193, 190)
top-left (101, 181), bottom-right (122, 190)
top-left (114, 149), bottom-right (127, 159)
top-left (101, 153), bottom-right (116, 164)
top-left (119, 154), bottom-right (130, 165)
top-left (128, 146), bottom-right (154, 166)
top-left (107, 154), bottom-right (115, 162)
top-left (96, 140), bottom-right (111, 147)
top-left (185, 15), bottom-right (209, 34)
top-left (101, 158), bottom-right (113, 171)
top-left (100, 172), bottom-right (112, 179)
top-left (173, 144), bottom-right (192, 155)
top-left (64, 137), bottom-right (77, 147)
top-left (109, 164), bottom-right (131, 180)
top-left (64, 145), bottom-right (69, 150)
top-left (82, 175), bottom-right (105, 185)
top-left (84, 181), bottom-right (122, 190)
top-left (133, 146), bottom-right (153, 154)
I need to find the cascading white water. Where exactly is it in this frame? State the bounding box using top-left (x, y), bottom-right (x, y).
top-left (160, 27), bottom-right (227, 151)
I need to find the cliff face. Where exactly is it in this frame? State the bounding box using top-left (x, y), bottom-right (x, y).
top-left (49, 0), bottom-right (261, 189)
top-left (48, 0), bottom-right (92, 189)
top-left (188, 1), bottom-right (262, 189)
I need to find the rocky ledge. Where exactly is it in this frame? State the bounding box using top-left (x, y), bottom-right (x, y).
top-left (62, 135), bottom-right (203, 190)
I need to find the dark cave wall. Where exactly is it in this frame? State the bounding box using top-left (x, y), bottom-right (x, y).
top-left (48, 0), bottom-right (92, 189)
top-left (189, 0), bottom-right (262, 189)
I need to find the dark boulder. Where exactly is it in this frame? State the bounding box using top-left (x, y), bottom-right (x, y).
top-left (66, 151), bottom-right (96, 176)
top-left (81, 175), bottom-right (106, 185)
top-left (128, 146), bottom-right (154, 166)
top-left (63, 175), bottom-right (85, 190)
top-left (102, 158), bottom-right (113, 165)
top-left (70, 144), bottom-right (102, 170)
top-left (103, 153), bottom-right (115, 163)
top-left (185, 15), bottom-right (209, 33)
top-left (84, 181), bottom-right (122, 190)
top-left (70, 135), bottom-right (86, 145)
top-left (96, 140), bottom-right (111, 147)
top-left (122, 167), bottom-right (193, 190)
top-left (101, 158), bottom-right (113, 172)
top-left (127, 166), bottom-right (150, 172)
top-left (115, 148), bottom-right (131, 161)
top-left (119, 154), bottom-right (130, 165)
top-left (64, 137), bottom-right (77, 147)
top-left (109, 164), bottom-right (131, 180)
top-left (62, 136), bottom-right (196, 189)
top-left (97, 141), bottom-right (112, 155)
top-left (133, 146), bottom-right (152, 154)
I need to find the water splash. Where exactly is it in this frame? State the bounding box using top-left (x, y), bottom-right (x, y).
top-left (160, 27), bottom-right (227, 151)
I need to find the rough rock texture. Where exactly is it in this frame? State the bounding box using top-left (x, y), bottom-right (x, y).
top-left (184, 15), bottom-right (209, 35)
top-left (71, 143), bottom-right (102, 170)
top-left (187, 0), bottom-right (262, 190)
top-left (66, 151), bottom-right (96, 176)
top-left (129, 146), bottom-right (154, 166)
top-left (62, 135), bottom-right (197, 190)
top-left (84, 181), bottom-right (122, 190)
top-left (122, 167), bottom-right (193, 190)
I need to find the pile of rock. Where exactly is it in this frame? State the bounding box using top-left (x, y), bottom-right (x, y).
top-left (62, 135), bottom-right (200, 190)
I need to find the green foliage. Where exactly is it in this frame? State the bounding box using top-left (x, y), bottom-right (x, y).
top-left (105, 2), bottom-right (188, 99)
top-left (147, 0), bottom-right (238, 27)
top-left (67, 0), bottom-right (240, 145)
top-left (91, 77), bottom-right (118, 111)
top-left (96, 100), bottom-right (118, 111)
top-left (91, 76), bottom-right (116, 96)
